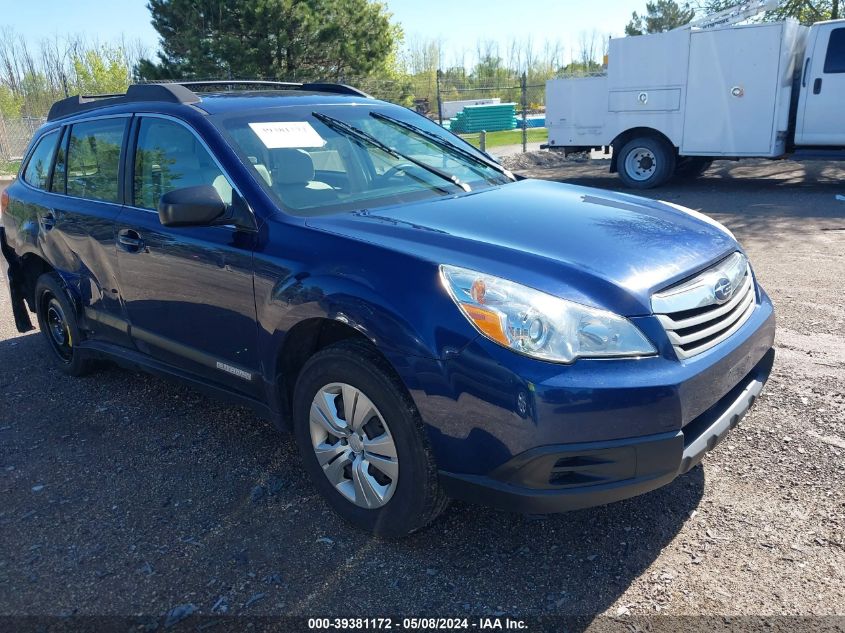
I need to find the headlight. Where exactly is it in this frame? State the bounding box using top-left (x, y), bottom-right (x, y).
top-left (440, 265), bottom-right (656, 363)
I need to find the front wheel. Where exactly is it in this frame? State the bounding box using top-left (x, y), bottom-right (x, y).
top-left (292, 341), bottom-right (448, 537)
top-left (616, 136), bottom-right (675, 189)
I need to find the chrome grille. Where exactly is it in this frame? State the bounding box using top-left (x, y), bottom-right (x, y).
top-left (652, 252), bottom-right (756, 360)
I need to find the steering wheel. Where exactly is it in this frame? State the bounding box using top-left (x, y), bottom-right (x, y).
top-left (379, 163), bottom-right (418, 182)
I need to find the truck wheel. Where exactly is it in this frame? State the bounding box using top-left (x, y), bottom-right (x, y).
top-left (675, 157), bottom-right (713, 180)
top-left (292, 340), bottom-right (448, 537)
top-left (34, 272), bottom-right (93, 377)
top-left (616, 137), bottom-right (675, 189)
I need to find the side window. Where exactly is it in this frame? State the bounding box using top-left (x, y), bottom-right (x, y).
top-left (824, 28), bottom-right (845, 74)
top-left (22, 130), bottom-right (59, 190)
top-left (67, 118), bottom-right (126, 203)
top-left (50, 127), bottom-right (69, 194)
top-left (133, 118), bottom-right (232, 210)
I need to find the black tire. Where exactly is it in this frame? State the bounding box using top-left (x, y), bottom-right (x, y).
top-left (674, 157), bottom-right (713, 180)
top-left (34, 272), bottom-right (93, 377)
top-left (616, 136), bottom-right (675, 189)
top-left (292, 340), bottom-right (448, 537)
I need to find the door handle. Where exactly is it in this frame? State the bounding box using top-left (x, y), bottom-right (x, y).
top-left (40, 212), bottom-right (56, 231)
top-left (813, 77), bottom-right (823, 94)
top-left (118, 229), bottom-right (145, 252)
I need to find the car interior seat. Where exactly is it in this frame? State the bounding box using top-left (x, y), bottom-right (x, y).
top-left (268, 148), bottom-right (338, 208)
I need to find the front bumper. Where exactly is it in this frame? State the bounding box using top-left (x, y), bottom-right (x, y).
top-left (439, 347), bottom-right (774, 513)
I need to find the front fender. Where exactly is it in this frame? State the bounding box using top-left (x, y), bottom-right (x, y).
top-left (250, 221), bottom-right (483, 425)
top-left (258, 270), bottom-right (474, 364)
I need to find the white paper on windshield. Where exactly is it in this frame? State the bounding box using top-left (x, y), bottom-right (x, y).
top-left (248, 121), bottom-right (326, 148)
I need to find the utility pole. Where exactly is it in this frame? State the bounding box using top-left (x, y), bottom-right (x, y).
top-left (436, 69), bottom-right (443, 126)
top-left (521, 72), bottom-right (528, 153)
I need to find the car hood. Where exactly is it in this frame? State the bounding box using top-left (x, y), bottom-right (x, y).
top-left (305, 179), bottom-right (738, 316)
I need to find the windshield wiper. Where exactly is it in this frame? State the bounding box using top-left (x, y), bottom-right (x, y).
top-left (312, 112), bottom-right (470, 193)
top-left (369, 111), bottom-right (516, 182)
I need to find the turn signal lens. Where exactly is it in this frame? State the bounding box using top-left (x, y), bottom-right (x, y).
top-left (0, 190), bottom-right (8, 217)
top-left (460, 303), bottom-right (509, 346)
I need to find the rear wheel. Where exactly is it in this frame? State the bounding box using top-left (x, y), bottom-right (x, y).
top-left (616, 136), bottom-right (675, 189)
top-left (34, 272), bottom-right (93, 376)
top-left (292, 341), bottom-right (448, 537)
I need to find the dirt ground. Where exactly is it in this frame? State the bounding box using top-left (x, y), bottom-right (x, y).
top-left (1, 158), bottom-right (844, 630)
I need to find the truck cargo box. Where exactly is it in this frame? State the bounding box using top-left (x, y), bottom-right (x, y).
top-left (546, 20), bottom-right (807, 158)
top-left (682, 21), bottom-right (805, 156)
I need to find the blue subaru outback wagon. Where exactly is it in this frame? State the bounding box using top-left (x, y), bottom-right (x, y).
top-left (0, 82), bottom-right (775, 536)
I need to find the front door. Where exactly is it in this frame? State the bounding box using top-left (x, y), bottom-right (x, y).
top-left (796, 23), bottom-right (845, 146)
top-left (114, 115), bottom-right (261, 397)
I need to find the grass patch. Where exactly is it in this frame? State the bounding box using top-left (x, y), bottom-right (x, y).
top-left (0, 160), bottom-right (20, 177)
top-left (458, 128), bottom-right (547, 150)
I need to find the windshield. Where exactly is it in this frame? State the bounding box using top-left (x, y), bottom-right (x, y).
top-left (211, 105), bottom-right (513, 216)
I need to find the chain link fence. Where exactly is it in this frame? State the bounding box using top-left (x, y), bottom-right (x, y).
top-left (0, 71), bottom-right (558, 174)
top-left (0, 115), bottom-right (46, 174)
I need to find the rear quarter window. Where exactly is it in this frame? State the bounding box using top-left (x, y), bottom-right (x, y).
top-left (22, 130), bottom-right (59, 190)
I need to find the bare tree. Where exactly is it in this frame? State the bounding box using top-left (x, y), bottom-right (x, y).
top-left (578, 30), bottom-right (601, 66)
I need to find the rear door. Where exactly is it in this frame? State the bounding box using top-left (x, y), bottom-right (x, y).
top-left (3, 129), bottom-right (62, 330)
top-left (37, 116), bottom-right (131, 346)
top-left (796, 23), bottom-right (845, 145)
top-left (114, 115), bottom-right (261, 397)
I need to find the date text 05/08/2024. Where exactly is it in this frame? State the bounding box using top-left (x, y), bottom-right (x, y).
top-left (307, 617), bottom-right (529, 630)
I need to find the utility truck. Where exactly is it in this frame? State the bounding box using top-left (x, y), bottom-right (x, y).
top-left (545, 0), bottom-right (845, 188)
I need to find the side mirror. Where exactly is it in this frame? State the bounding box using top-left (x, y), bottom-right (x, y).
top-left (158, 185), bottom-right (226, 227)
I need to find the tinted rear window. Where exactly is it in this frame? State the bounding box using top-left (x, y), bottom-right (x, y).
top-left (67, 118), bottom-right (126, 203)
top-left (824, 28), bottom-right (845, 74)
top-left (22, 130), bottom-right (59, 190)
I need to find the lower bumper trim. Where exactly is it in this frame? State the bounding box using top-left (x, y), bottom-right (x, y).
top-left (439, 458), bottom-right (680, 514)
top-left (678, 347), bottom-right (774, 474)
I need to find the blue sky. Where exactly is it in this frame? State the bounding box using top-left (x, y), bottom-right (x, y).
top-left (6, 0), bottom-right (642, 63)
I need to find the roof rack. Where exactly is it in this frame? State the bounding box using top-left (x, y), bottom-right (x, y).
top-left (47, 80), bottom-right (372, 122)
top-left (47, 83), bottom-right (200, 121)
top-left (176, 80), bottom-right (372, 98)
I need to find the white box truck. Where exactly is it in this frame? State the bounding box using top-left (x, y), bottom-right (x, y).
top-left (545, 7), bottom-right (845, 188)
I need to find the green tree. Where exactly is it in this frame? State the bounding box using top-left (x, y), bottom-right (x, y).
top-left (137, 0), bottom-right (397, 81)
top-left (699, 0), bottom-right (839, 24)
top-left (358, 25), bottom-right (415, 106)
top-left (72, 45), bottom-right (132, 95)
top-left (0, 85), bottom-right (23, 117)
top-left (18, 72), bottom-right (54, 117)
top-left (625, 0), bottom-right (697, 35)
top-left (559, 60), bottom-right (605, 76)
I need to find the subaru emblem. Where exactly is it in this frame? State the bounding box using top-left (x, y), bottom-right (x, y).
top-left (714, 276), bottom-right (733, 303)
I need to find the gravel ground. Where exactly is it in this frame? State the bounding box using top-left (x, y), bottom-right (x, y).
top-left (1, 159), bottom-right (844, 630)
